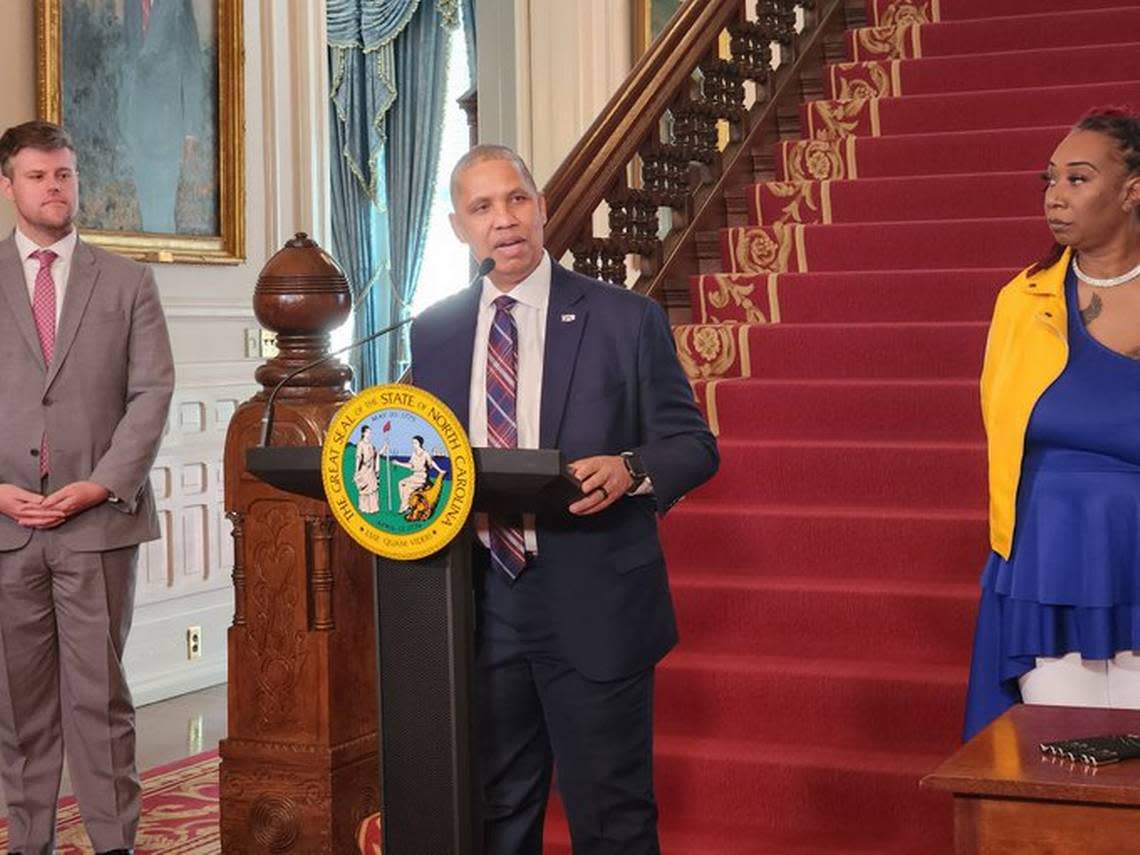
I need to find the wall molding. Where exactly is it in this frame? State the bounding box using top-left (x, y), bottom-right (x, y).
top-left (478, 0), bottom-right (632, 186)
top-left (132, 662), bottom-right (229, 708)
top-left (169, 362), bottom-right (262, 386)
top-left (163, 298), bottom-right (256, 319)
top-left (260, 0), bottom-right (331, 255)
top-left (125, 589), bottom-right (232, 705)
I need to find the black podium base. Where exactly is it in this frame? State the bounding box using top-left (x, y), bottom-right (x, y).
top-left (245, 443), bottom-right (582, 854)
top-left (374, 533), bottom-right (480, 855)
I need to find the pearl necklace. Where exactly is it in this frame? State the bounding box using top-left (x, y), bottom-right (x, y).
top-left (1072, 256), bottom-right (1140, 288)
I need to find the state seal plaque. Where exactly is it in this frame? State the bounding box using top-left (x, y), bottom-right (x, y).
top-left (322, 384), bottom-right (475, 560)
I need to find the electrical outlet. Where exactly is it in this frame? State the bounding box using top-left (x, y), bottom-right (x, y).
top-left (186, 625), bottom-right (202, 660)
top-left (243, 328), bottom-right (261, 359)
top-left (260, 329), bottom-right (279, 358)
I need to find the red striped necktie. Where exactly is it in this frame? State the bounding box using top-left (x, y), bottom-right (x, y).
top-left (486, 296), bottom-right (526, 580)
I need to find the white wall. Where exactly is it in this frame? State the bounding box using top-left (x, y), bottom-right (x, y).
top-left (0, 0), bottom-right (329, 704)
top-left (0, 5), bottom-right (36, 232)
top-left (476, 0), bottom-right (632, 186)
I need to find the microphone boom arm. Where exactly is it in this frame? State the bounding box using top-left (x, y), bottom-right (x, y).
top-left (256, 256), bottom-right (496, 448)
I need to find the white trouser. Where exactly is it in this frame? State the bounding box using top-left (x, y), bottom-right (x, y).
top-left (1019, 651), bottom-right (1140, 708)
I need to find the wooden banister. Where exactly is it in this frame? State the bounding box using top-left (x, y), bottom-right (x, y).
top-left (543, 0), bottom-right (745, 255)
top-left (542, 0), bottom-right (853, 317)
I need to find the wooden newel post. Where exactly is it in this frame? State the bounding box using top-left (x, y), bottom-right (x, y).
top-left (220, 234), bottom-right (379, 853)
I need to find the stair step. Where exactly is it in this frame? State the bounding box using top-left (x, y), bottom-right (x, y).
top-left (691, 268), bottom-right (1009, 325)
top-left (804, 80), bottom-right (1140, 140)
top-left (543, 816), bottom-right (926, 854)
top-left (661, 502), bottom-right (989, 584)
top-left (829, 41), bottom-right (1140, 99)
top-left (698, 438), bottom-right (986, 508)
top-left (866, 0), bottom-right (1140, 26)
top-left (657, 652), bottom-right (967, 753)
top-left (702, 378), bottom-right (983, 441)
top-left (718, 217), bottom-right (1048, 275)
top-left (545, 735), bottom-right (953, 848)
top-left (686, 321), bottom-right (987, 380)
top-left (671, 574), bottom-right (977, 664)
top-left (653, 735), bottom-right (952, 845)
top-left (748, 171), bottom-right (1041, 227)
top-left (848, 7), bottom-right (1140, 61)
top-left (777, 125), bottom-right (1067, 182)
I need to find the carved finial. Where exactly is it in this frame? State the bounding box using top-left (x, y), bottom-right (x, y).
top-left (285, 232), bottom-right (316, 248)
top-left (252, 235), bottom-right (353, 393)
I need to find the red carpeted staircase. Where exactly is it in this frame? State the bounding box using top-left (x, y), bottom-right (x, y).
top-left (543, 1), bottom-right (1140, 852)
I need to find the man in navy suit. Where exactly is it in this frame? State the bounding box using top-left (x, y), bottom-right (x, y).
top-left (410, 145), bottom-right (718, 855)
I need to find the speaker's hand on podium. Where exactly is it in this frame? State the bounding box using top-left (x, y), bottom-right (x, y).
top-left (567, 456), bottom-right (632, 516)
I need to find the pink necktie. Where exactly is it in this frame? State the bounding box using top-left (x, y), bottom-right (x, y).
top-left (31, 249), bottom-right (57, 476)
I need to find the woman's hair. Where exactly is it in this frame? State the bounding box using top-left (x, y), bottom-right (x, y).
top-left (1029, 105), bottom-right (1140, 274)
top-left (1078, 106), bottom-right (1140, 174)
top-left (412, 435), bottom-right (424, 446)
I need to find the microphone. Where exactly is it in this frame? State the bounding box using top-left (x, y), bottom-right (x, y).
top-left (258, 257), bottom-right (496, 447)
top-left (470, 255), bottom-right (495, 285)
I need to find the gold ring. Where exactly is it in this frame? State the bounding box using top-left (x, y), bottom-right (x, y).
top-left (597, 485), bottom-right (608, 499)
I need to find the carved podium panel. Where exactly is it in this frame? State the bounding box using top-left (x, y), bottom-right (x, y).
top-left (221, 235), bottom-right (378, 853)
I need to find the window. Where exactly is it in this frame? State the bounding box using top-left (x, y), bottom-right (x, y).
top-left (411, 21), bottom-right (473, 316)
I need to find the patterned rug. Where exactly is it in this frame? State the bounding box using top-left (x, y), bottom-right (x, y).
top-left (0, 751), bottom-right (220, 854)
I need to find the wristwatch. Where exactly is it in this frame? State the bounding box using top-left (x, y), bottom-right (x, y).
top-left (620, 451), bottom-right (648, 494)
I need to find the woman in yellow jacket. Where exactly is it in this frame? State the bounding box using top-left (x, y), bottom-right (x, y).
top-left (964, 108), bottom-right (1140, 739)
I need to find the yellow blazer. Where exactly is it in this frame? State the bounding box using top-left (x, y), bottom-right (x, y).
top-left (980, 248), bottom-right (1071, 559)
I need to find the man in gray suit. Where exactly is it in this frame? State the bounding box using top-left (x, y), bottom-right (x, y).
top-left (0, 121), bottom-right (174, 855)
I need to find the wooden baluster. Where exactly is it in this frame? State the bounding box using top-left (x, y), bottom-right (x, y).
top-left (634, 193), bottom-right (660, 251)
top-left (699, 59), bottom-right (747, 124)
top-left (306, 515), bottom-right (335, 631)
top-left (602, 244), bottom-right (628, 285)
top-left (672, 102), bottom-right (720, 162)
top-left (756, 1), bottom-right (777, 39)
top-left (573, 238), bottom-right (603, 280)
top-left (774, 0), bottom-right (800, 45)
top-left (228, 510), bottom-right (246, 627)
top-left (730, 20), bottom-right (774, 84)
top-left (642, 142), bottom-right (694, 209)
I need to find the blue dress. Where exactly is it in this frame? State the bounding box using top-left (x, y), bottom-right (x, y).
top-left (964, 265), bottom-right (1140, 739)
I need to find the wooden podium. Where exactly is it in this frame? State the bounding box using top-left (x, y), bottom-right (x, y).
top-left (245, 443), bottom-right (577, 855)
top-left (922, 704), bottom-right (1140, 854)
top-left (221, 235), bottom-right (378, 853)
top-left (221, 234), bottom-right (581, 852)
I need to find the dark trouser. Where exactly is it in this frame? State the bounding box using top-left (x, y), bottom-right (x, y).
top-left (0, 529), bottom-right (139, 855)
top-left (476, 553), bottom-right (660, 855)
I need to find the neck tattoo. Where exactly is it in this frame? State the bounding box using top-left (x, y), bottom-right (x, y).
top-left (1080, 292), bottom-right (1104, 326)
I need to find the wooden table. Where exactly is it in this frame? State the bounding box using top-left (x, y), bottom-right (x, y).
top-left (922, 705), bottom-right (1140, 854)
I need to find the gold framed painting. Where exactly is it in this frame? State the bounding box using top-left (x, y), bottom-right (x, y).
top-left (35, 0), bottom-right (245, 264)
top-left (633, 0), bottom-right (684, 58)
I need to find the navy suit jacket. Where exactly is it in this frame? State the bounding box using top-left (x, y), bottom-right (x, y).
top-left (410, 261), bottom-right (718, 680)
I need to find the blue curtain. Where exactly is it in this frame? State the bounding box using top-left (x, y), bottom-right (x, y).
top-left (327, 0), bottom-right (465, 386)
top-left (385, 3), bottom-right (458, 377)
top-left (462, 0), bottom-right (476, 93)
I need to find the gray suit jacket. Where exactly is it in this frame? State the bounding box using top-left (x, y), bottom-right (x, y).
top-left (0, 234), bottom-right (174, 552)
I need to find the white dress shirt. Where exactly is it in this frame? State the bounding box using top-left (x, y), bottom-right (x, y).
top-left (15, 228), bottom-right (78, 327)
top-left (468, 251), bottom-right (551, 552)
